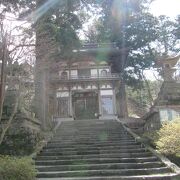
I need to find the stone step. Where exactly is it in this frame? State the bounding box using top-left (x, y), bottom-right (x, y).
top-left (43, 144), bottom-right (143, 151)
top-left (37, 167), bottom-right (171, 178)
top-left (42, 148), bottom-right (147, 155)
top-left (54, 132), bottom-right (133, 138)
top-left (44, 141), bottom-right (140, 148)
top-left (35, 157), bottom-right (160, 166)
top-left (57, 126), bottom-right (124, 129)
top-left (56, 126), bottom-right (125, 128)
top-left (60, 122), bottom-right (119, 124)
top-left (36, 152), bottom-right (153, 161)
top-left (58, 129), bottom-right (127, 131)
top-left (60, 121), bottom-right (118, 124)
top-left (57, 127), bottom-right (124, 129)
top-left (56, 127), bottom-right (126, 129)
top-left (56, 131), bottom-right (127, 134)
top-left (36, 120), bottom-right (177, 180)
top-left (57, 124), bottom-right (123, 127)
top-left (48, 139), bottom-right (135, 143)
top-left (46, 140), bottom-right (137, 147)
top-left (52, 137), bottom-right (132, 141)
top-left (57, 128), bottom-right (125, 131)
top-left (49, 138), bottom-right (135, 144)
top-left (52, 135), bottom-right (133, 139)
top-left (53, 134), bottom-right (132, 138)
top-left (36, 162), bottom-right (164, 172)
top-left (60, 122), bottom-right (120, 125)
top-left (37, 173), bottom-right (179, 180)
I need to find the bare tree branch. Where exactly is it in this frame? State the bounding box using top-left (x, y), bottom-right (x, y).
top-left (9, 44), bottom-right (35, 54)
top-left (0, 89), bottom-right (19, 145)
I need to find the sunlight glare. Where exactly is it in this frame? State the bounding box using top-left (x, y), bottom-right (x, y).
top-left (111, 0), bottom-right (123, 22)
top-left (150, 0), bottom-right (180, 19)
top-left (28, 0), bottom-right (64, 23)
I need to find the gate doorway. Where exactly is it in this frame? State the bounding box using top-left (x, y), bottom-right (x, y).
top-left (72, 92), bottom-right (98, 120)
top-left (56, 97), bottom-right (69, 117)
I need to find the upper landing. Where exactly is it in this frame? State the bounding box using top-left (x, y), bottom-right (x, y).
top-left (49, 43), bottom-right (124, 83)
top-left (50, 61), bottom-right (120, 83)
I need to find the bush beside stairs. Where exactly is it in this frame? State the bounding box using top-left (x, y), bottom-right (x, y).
top-left (35, 119), bottom-right (180, 180)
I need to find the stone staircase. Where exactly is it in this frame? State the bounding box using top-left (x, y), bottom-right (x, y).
top-left (35, 120), bottom-right (179, 179)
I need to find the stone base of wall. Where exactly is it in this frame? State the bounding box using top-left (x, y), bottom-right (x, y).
top-left (99, 115), bottom-right (118, 120)
top-left (143, 109), bottom-right (161, 132)
top-left (118, 117), bottom-right (145, 134)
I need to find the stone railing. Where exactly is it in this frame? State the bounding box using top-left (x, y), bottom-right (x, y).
top-left (51, 73), bottom-right (120, 82)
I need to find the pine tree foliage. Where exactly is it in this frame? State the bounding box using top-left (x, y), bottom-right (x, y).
top-left (85, 0), bottom-right (158, 88)
top-left (155, 15), bottom-right (180, 55)
top-left (173, 15), bottom-right (180, 40)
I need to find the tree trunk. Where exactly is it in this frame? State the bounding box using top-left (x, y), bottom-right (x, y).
top-left (118, 48), bottom-right (129, 118)
top-left (0, 36), bottom-right (8, 122)
top-left (34, 28), bottom-right (49, 130)
top-left (142, 72), bottom-right (154, 106)
top-left (119, 78), bottom-right (128, 118)
top-left (34, 0), bottom-right (55, 129)
top-left (0, 76), bottom-right (21, 145)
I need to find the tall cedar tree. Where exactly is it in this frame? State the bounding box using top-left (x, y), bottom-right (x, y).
top-left (90, 0), bottom-right (158, 116)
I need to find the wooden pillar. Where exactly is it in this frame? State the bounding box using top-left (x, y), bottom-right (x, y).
top-left (69, 90), bottom-right (73, 117)
top-left (113, 89), bottom-right (117, 115)
top-left (98, 89), bottom-right (102, 118)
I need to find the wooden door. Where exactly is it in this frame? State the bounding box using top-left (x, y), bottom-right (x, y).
top-left (56, 97), bottom-right (69, 117)
top-left (73, 92), bottom-right (98, 120)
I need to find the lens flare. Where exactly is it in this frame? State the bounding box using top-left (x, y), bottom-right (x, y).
top-left (28, 0), bottom-right (64, 23)
top-left (111, 0), bottom-right (123, 21)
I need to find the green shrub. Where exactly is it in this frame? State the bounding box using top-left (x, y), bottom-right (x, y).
top-left (155, 119), bottom-right (180, 155)
top-left (0, 129), bottom-right (42, 156)
top-left (0, 156), bottom-right (37, 180)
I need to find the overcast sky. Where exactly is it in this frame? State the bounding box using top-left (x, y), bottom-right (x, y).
top-left (150, 0), bottom-right (180, 19)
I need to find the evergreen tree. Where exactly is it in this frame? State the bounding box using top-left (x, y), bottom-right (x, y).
top-left (86, 0), bottom-right (158, 116)
top-left (173, 15), bottom-right (180, 49)
top-left (155, 15), bottom-right (179, 55)
top-left (89, 0), bottom-right (158, 85)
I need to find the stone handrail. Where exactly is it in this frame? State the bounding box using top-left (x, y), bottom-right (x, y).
top-left (116, 118), bottom-right (180, 176)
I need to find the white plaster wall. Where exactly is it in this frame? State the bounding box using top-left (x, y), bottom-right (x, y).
top-left (86, 85), bottom-right (91, 89)
top-left (59, 70), bottom-right (69, 76)
top-left (100, 84), bottom-right (112, 89)
top-left (99, 68), bottom-right (110, 74)
top-left (101, 85), bottom-right (106, 89)
top-left (91, 69), bottom-right (98, 76)
top-left (78, 86), bottom-right (82, 90)
top-left (58, 86), bottom-right (68, 91)
top-left (70, 70), bottom-right (78, 77)
top-left (160, 109), bottom-right (180, 121)
top-left (100, 90), bottom-right (113, 96)
top-left (72, 86), bottom-right (77, 90)
top-left (107, 84), bottom-right (112, 88)
top-left (92, 85), bottom-right (98, 89)
top-left (57, 91), bottom-right (69, 97)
